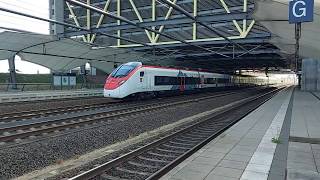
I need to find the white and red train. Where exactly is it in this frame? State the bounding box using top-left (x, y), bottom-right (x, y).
top-left (103, 62), bottom-right (238, 99)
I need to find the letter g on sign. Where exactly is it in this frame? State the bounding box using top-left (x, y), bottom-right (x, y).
top-left (289, 0), bottom-right (314, 24)
top-left (293, 1), bottom-right (306, 17)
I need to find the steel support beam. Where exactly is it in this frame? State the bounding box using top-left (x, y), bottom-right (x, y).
top-left (86, 0), bottom-right (91, 42)
top-left (0, 7), bottom-right (186, 58)
top-left (65, 0), bottom-right (231, 58)
top-left (72, 2), bottom-right (254, 19)
top-left (157, 0), bottom-right (248, 52)
top-left (66, 1), bottom-right (87, 42)
top-left (64, 12), bottom-right (251, 37)
top-left (117, 0), bottom-right (121, 46)
top-left (128, 0), bottom-right (153, 42)
top-left (133, 35), bottom-right (271, 50)
top-left (8, 55), bottom-right (17, 89)
top-left (174, 49), bottom-right (280, 58)
top-left (193, 0), bottom-right (197, 40)
top-left (117, 23), bottom-right (235, 37)
top-left (178, 56), bottom-right (283, 61)
top-left (154, 0), bottom-right (177, 43)
top-left (152, 0), bottom-right (156, 41)
top-left (90, 0), bottom-right (112, 43)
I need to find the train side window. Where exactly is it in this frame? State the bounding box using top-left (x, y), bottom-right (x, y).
top-left (140, 71), bottom-right (144, 77)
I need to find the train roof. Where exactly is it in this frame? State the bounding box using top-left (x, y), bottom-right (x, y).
top-left (122, 62), bottom-right (231, 76)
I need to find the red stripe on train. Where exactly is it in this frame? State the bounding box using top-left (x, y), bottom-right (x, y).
top-left (104, 65), bottom-right (142, 90)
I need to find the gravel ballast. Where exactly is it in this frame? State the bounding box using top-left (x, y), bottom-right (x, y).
top-left (0, 96), bottom-right (116, 114)
top-left (0, 88), bottom-right (266, 179)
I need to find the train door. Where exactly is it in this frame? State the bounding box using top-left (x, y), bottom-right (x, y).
top-left (139, 70), bottom-right (148, 90)
top-left (179, 76), bottom-right (185, 92)
top-left (197, 72), bottom-right (201, 88)
top-left (200, 75), bottom-right (205, 88)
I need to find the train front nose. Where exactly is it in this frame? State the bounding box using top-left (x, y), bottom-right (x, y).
top-left (104, 78), bottom-right (121, 98)
top-left (104, 88), bottom-right (120, 98)
top-left (103, 89), bottom-right (111, 97)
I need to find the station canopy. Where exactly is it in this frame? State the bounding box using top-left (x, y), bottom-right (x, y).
top-left (0, 31), bottom-right (151, 73)
top-left (254, 0), bottom-right (320, 59)
top-left (1, 0), bottom-right (319, 73)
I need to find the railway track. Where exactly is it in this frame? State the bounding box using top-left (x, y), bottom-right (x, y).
top-left (0, 89), bottom-right (256, 145)
top-left (0, 89), bottom-right (242, 123)
top-left (0, 100), bottom-right (120, 123)
top-left (0, 95), bottom-right (104, 107)
top-left (68, 87), bottom-right (283, 180)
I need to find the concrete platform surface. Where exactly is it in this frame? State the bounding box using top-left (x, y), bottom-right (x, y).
top-left (290, 91), bottom-right (320, 139)
top-left (287, 90), bottom-right (320, 180)
top-left (0, 89), bottom-right (103, 103)
top-left (160, 87), bottom-right (294, 180)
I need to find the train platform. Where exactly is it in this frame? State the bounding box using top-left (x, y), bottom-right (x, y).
top-left (0, 89), bottom-right (103, 103)
top-left (160, 87), bottom-right (320, 180)
top-left (287, 90), bottom-right (320, 180)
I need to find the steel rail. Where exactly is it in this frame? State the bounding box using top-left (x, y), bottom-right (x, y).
top-left (0, 96), bottom-right (103, 107)
top-left (68, 87), bottom-right (283, 180)
top-left (0, 90), bottom-right (244, 144)
top-left (0, 89), bottom-right (243, 122)
top-left (147, 88), bottom-right (284, 180)
top-left (0, 100), bottom-right (121, 122)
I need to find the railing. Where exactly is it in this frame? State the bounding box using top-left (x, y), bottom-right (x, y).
top-left (0, 83), bottom-right (104, 92)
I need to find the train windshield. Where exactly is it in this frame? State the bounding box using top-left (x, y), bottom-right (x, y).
top-left (110, 62), bottom-right (141, 78)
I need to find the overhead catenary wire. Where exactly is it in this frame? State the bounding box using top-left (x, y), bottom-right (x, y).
top-left (0, 8), bottom-right (164, 63)
top-left (0, 10), bottom-right (151, 64)
top-left (10, 0), bottom-right (48, 11)
top-left (0, 47), bottom-right (123, 63)
top-left (0, 1), bottom-right (49, 16)
top-left (0, 7), bottom-right (151, 47)
top-left (0, 12), bottom-right (49, 25)
top-left (0, 26), bottom-right (36, 33)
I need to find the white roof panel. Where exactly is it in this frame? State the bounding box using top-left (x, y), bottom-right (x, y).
top-left (0, 31), bottom-right (150, 73)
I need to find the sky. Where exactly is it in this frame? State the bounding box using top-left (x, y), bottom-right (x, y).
top-left (0, 0), bottom-right (50, 74)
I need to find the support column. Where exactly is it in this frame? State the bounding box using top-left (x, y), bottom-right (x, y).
top-left (317, 60), bottom-right (320, 91)
top-left (80, 65), bottom-right (86, 75)
top-left (80, 65), bottom-right (87, 88)
top-left (8, 55), bottom-right (17, 89)
top-left (192, 0), bottom-right (197, 40)
top-left (117, 0), bottom-right (121, 46)
top-left (152, 0), bottom-right (156, 41)
top-left (86, 0), bottom-right (91, 42)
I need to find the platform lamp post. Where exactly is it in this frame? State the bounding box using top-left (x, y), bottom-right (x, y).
top-left (294, 23), bottom-right (301, 73)
top-left (289, 1), bottom-right (314, 68)
top-left (294, 22), bottom-right (302, 87)
top-left (288, 0), bottom-right (314, 87)
top-left (80, 64), bottom-right (87, 88)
